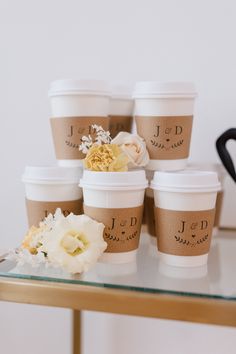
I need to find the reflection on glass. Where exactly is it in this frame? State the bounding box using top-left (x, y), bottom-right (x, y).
top-left (0, 230), bottom-right (235, 300)
top-left (157, 262), bottom-right (210, 294)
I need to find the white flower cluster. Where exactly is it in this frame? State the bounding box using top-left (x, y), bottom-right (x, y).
top-left (79, 135), bottom-right (93, 154)
top-left (7, 248), bottom-right (47, 268)
top-left (93, 125), bottom-right (112, 145)
top-left (7, 209), bottom-right (107, 274)
top-left (79, 125), bottom-right (111, 154)
top-left (80, 125), bottom-right (150, 169)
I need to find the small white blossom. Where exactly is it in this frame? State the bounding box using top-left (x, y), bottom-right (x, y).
top-left (79, 126), bottom-right (112, 154)
top-left (91, 124), bottom-right (103, 133)
top-left (39, 208), bottom-right (64, 229)
top-left (7, 248), bottom-right (47, 267)
top-left (79, 135), bottom-right (93, 154)
top-left (91, 125), bottom-right (111, 145)
top-left (95, 129), bottom-right (111, 145)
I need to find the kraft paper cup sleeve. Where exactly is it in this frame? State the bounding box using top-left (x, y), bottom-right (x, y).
top-left (26, 199), bottom-right (83, 227)
top-left (109, 115), bottom-right (133, 138)
top-left (135, 115), bottom-right (193, 160)
top-left (155, 207), bottom-right (215, 256)
top-left (84, 205), bottom-right (144, 253)
top-left (50, 116), bottom-right (109, 160)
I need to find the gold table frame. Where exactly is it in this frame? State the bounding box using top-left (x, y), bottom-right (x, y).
top-left (1, 275), bottom-right (236, 354)
top-left (1, 227), bottom-right (236, 353)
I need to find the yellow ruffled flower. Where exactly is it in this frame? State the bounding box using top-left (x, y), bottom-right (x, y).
top-left (22, 225), bottom-right (46, 255)
top-left (84, 144), bottom-right (129, 172)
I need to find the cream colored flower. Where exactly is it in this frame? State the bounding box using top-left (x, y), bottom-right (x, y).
top-left (21, 209), bottom-right (65, 255)
top-left (22, 225), bottom-right (47, 255)
top-left (112, 132), bottom-right (149, 168)
top-left (84, 143), bottom-right (129, 172)
top-left (41, 214), bottom-right (107, 274)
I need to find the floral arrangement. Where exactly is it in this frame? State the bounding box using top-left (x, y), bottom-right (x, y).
top-left (9, 128), bottom-right (149, 273)
top-left (8, 209), bottom-right (107, 274)
top-left (79, 125), bottom-right (149, 171)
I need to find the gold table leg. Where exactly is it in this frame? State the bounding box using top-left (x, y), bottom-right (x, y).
top-left (73, 310), bottom-right (81, 354)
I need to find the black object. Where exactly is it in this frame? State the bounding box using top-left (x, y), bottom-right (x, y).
top-left (216, 128), bottom-right (236, 183)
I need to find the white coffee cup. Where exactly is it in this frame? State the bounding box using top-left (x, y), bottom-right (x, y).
top-left (22, 166), bottom-right (83, 227)
top-left (49, 79), bottom-right (111, 167)
top-left (133, 82), bottom-right (197, 171)
top-left (151, 170), bottom-right (221, 267)
top-left (80, 170), bottom-right (148, 263)
top-left (188, 163), bottom-right (227, 235)
top-left (109, 83), bottom-right (134, 139)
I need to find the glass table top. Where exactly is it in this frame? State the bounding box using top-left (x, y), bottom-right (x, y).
top-left (0, 229), bottom-right (236, 301)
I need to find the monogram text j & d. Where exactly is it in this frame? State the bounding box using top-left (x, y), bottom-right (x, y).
top-left (154, 125), bottom-right (183, 138)
top-left (109, 217), bottom-right (138, 230)
top-left (67, 125), bottom-right (97, 137)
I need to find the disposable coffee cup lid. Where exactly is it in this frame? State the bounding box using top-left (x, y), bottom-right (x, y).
top-left (80, 170), bottom-right (148, 191)
top-left (110, 82), bottom-right (134, 100)
top-left (22, 166), bottom-right (83, 185)
top-left (48, 79), bottom-right (111, 97)
top-left (151, 170), bottom-right (221, 193)
top-left (187, 162), bottom-right (227, 185)
top-left (133, 81), bottom-right (197, 99)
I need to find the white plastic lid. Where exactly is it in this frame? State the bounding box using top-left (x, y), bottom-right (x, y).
top-left (80, 170), bottom-right (148, 191)
top-left (22, 166), bottom-right (83, 185)
top-left (187, 162), bottom-right (227, 185)
top-left (48, 79), bottom-right (111, 97)
top-left (133, 81), bottom-right (197, 99)
top-left (151, 170), bottom-right (221, 193)
top-left (110, 82), bottom-right (134, 100)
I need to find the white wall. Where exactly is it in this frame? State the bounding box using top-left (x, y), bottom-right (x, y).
top-left (0, 0), bottom-right (236, 353)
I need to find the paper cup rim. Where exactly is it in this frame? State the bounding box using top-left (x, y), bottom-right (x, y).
top-left (187, 162), bottom-right (227, 184)
top-left (22, 165), bottom-right (83, 185)
top-left (110, 82), bottom-right (134, 100)
top-left (133, 93), bottom-right (197, 99)
top-left (80, 170), bottom-right (148, 191)
top-left (150, 170), bottom-right (221, 193)
top-left (48, 79), bottom-right (111, 97)
top-left (22, 177), bottom-right (80, 185)
top-left (150, 183), bottom-right (221, 193)
top-left (133, 81), bottom-right (197, 99)
top-left (49, 91), bottom-right (111, 98)
top-left (110, 94), bottom-right (133, 101)
top-left (80, 183), bottom-right (148, 191)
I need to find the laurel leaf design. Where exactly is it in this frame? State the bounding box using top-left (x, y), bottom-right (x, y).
top-left (104, 230), bottom-right (138, 242)
top-left (151, 140), bottom-right (164, 149)
top-left (65, 140), bottom-right (80, 149)
top-left (126, 231), bottom-right (137, 241)
top-left (171, 139), bottom-right (184, 149)
top-left (175, 234), bottom-right (209, 247)
top-left (104, 232), bottom-right (120, 241)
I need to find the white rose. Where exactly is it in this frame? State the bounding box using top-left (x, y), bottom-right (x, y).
top-left (112, 132), bottom-right (149, 168)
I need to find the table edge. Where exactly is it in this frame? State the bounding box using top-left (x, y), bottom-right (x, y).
top-left (0, 276), bottom-right (236, 327)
